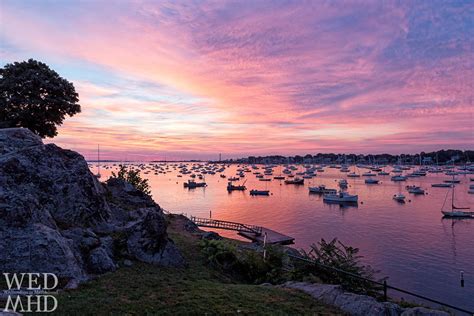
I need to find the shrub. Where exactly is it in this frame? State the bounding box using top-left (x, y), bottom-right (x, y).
top-left (200, 239), bottom-right (288, 284)
top-left (295, 238), bottom-right (385, 296)
top-left (110, 165), bottom-right (151, 196)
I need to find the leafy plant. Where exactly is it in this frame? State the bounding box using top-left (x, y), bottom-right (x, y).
top-left (110, 165), bottom-right (151, 196)
top-left (200, 239), bottom-right (288, 284)
top-left (296, 238), bottom-right (385, 296)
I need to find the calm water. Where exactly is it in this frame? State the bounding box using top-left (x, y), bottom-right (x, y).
top-left (96, 163), bottom-right (473, 311)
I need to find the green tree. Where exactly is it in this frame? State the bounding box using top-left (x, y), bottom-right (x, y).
top-left (0, 59), bottom-right (80, 137)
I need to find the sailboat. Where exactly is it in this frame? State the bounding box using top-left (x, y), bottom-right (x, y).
top-left (441, 173), bottom-right (473, 218)
top-left (95, 144), bottom-right (101, 178)
top-left (393, 181), bottom-right (405, 203)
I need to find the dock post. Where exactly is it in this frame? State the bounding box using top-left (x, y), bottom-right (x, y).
top-left (383, 280), bottom-right (387, 301)
top-left (263, 232), bottom-right (268, 261)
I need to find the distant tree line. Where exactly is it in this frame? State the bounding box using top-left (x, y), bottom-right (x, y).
top-left (218, 149), bottom-right (474, 165)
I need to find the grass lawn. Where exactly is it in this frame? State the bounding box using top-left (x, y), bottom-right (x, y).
top-left (52, 215), bottom-right (344, 315)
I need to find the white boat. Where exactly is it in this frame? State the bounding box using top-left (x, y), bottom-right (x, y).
top-left (393, 193), bottom-right (406, 202)
top-left (323, 191), bottom-right (358, 203)
top-left (284, 177), bottom-right (304, 185)
top-left (308, 185), bottom-right (337, 194)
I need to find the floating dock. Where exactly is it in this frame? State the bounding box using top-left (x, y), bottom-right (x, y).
top-left (190, 216), bottom-right (294, 245)
top-left (238, 227), bottom-right (294, 245)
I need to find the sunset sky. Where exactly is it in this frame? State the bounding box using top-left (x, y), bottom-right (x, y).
top-left (1, 0), bottom-right (473, 160)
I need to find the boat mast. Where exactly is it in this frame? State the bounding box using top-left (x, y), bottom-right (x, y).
top-left (451, 161), bottom-right (455, 211)
top-left (97, 144), bottom-right (101, 177)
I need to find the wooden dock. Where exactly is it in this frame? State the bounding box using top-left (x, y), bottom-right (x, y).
top-left (190, 216), bottom-right (294, 245)
top-left (238, 228), bottom-right (294, 245)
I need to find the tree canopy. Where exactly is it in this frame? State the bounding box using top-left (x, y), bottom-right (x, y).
top-left (0, 59), bottom-right (81, 138)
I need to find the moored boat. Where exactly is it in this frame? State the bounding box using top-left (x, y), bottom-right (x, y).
top-left (393, 193), bottom-right (406, 202)
top-left (347, 172), bottom-right (360, 178)
top-left (432, 183), bottom-right (453, 188)
top-left (184, 180), bottom-right (207, 188)
top-left (391, 175), bottom-right (407, 181)
top-left (284, 177), bottom-right (304, 185)
top-left (309, 185), bottom-right (337, 194)
top-left (441, 173), bottom-right (472, 218)
top-left (250, 189), bottom-right (270, 196)
top-left (323, 191), bottom-right (358, 203)
top-left (365, 178), bottom-right (379, 184)
top-left (227, 181), bottom-right (246, 191)
top-left (406, 185), bottom-right (425, 194)
top-left (444, 179), bottom-right (461, 184)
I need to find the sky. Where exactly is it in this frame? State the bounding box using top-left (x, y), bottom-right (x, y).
top-left (1, 0), bottom-right (473, 160)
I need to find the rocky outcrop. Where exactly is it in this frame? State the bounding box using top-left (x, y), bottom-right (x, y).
top-left (281, 282), bottom-right (449, 316)
top-left (0, 128), bottom-right (185, 287)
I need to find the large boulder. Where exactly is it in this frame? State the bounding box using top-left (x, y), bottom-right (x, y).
top-left (0, 128), bottom-right (110, 228)
top-left (0, 128), bottom-right (185, 286)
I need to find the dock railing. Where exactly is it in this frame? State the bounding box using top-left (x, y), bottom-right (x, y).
top-left (190, 216), bottom-right (263, 235)
top-left (287, 254), bottom-right (474, 316)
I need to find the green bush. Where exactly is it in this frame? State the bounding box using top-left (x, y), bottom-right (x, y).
top-left (295, 238), bottom-right (385, 296)
top-left (200, 239), bottom-right (288, 284)
top-left (110, 165), bottom-right (151, 196)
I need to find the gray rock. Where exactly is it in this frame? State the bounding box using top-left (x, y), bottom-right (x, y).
top-left (123, 259), bottom-right (133, 267)
top-left (282, 282), bottom-right (446, 316)
top-left (0, 223), bottom-right (87, 283)
top-left (0, 128), bottom-right (110, 228)
top-left (126, 210), bottom-right (186, 267)
top-left (0, 128), bottom-right (185, 287)
top-left (87, 246), bottom-right (116, 274)
top-left (401, 307), bottom-right (449, 316)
